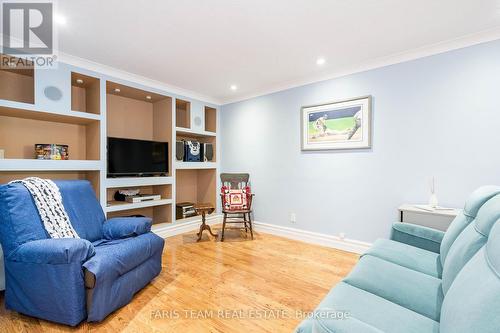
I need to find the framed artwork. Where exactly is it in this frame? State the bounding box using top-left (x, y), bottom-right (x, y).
top-left (301, 95), bottom-right (372, 150)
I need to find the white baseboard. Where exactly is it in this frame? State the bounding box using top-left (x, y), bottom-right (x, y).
top-left (252, 221), bottom-right (372, 254)
top-left (152, 214), bottom-right (221, 238)
top-left (153, 216), bottom-right (372, 254)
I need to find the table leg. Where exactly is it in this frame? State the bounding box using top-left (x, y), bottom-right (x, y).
top-left (197, 212), bottom-right (218, 241)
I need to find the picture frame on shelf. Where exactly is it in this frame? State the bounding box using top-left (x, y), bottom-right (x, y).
top-left (301, 95), bottom-right (372, 151)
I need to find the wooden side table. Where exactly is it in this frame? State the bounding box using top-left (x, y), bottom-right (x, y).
top-left (398, 204), bottom-right (461, 231)
top-left (194, 203), bottom-right (217, 241)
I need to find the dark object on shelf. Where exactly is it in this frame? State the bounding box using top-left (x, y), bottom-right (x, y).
top-left (113, 189), bottom-right (141, 202)
top-left (220, 173), bottom-right (254, 241)
top-left (184, 140), bottom-right (202, 162)
top-left (107, 137), bottom-right (168, 177)
top-left (35, 144), bottom-right (69, 160)
top-left (194, 203), bottom-right (217, 241)
top-left (202, 143), bottom-right (214, 161)
top-left (127, 214), bottom-right (146, 218)
top-left (176, 202), bottom-right (196, 219)
top-left (176, 140), bottom-right (185, 161)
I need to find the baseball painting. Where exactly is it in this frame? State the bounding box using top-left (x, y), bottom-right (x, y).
top-left (301, 96), bottom-right (372, 150)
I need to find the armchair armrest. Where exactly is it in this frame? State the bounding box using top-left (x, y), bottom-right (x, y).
top-left (8, 238), bottom-right (95, 264)
top-left (103, 216), bottom-right (152, 240)
top-left (390, 222), bottom-right (445, 253)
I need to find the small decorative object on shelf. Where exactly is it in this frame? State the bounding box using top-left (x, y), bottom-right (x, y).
top-left (0, 148), bottom-right (4, 159)
top-left (176, 202), bottom-right (196, 219)
top-left (429, 176), bottom-right (439, 208)
top-left (35, 144), bottom-right (69, 160)
top-left (114, 189), bottom-right (141, 201)
top-left (184, 141), bottom-right (202, 162)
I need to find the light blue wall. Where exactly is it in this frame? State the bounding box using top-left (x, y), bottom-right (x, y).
top-left (220, 40), bottom-right (500, 243)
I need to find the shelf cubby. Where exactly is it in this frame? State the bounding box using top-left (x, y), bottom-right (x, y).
top-left (107, 204), bottom-right (172, 225)
top-left (0, 170), bottom-right (100, 198)
top-left (176, 132), bottom-right (216, 163)
top-left (106, 81), bottom-right (172, 175)
top-left (71, 72), bottom-right (100, 114)
top-left (0, 54), bottom-right (34, 104)
top-left (204, 106), bottom-right (217, 133)
top-left (0, 113), bottom-right (100, 160)
top-left (106, 184), bottom-right (171, 206)
top-left (175, 98), bottom-right (191, 129)
top-left (175, 168), bottom-right (216, 221)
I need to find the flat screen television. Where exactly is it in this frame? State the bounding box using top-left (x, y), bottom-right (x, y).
top-left (107, 137), bottom-right (168, 177)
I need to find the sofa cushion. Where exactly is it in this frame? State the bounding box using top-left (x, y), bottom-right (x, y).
top-left (343, 256), bottom-right (443, 321)
top-left (83, 232), bottom-right (164, 283)
top-left (440, 222), bottom-right (500, 333)
top-left (56, 180), bottom-right (105, 242)
top-left (364, 239), bottom-right (442, 277)
top-left (309, 282), bottom-right (439, 333)
top-left (441, 193), bottom-right (500, 294)
top-left (439, 185), bottom-right (500, 266)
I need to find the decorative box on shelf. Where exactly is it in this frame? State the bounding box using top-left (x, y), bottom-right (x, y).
top-left (398, 204), bottom-right (461, 231)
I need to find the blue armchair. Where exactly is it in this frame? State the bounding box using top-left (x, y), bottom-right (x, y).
top-left (0, 180), bottom-right (164, 326)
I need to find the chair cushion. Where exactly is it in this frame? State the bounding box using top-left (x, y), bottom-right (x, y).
top-left (56, 180), bottom-right (105, 242)
top-left (221, 185), bottom-right (251, 211)
top-left (83, 232), bottom-right (164, 283)
top-left (343, 256), bottom-right (443, 321)
top-left (364, 239), bottom-right (442, 277)
top-left (310, 282), bottom-right (439, 333)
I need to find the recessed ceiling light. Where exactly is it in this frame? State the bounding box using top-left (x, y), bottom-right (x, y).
top-left (316, 57), bottom-right (326, 66)
top-left (76, 79), bottom-right (84, 84)
top-left (230, 84), bottom-right (238, 91)
top-left (54, 14), bottom-right (67, 26)
top-left (146, 95), bottom-right (152, 100)
top-left (114, 88), bottom-right (121, 93)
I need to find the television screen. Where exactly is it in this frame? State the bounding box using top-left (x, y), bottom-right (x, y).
top-left (107, 137), bottom-right (168, 177)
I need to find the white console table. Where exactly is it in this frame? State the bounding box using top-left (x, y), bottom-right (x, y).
top-left (399, 204), bottom-right (461, 231)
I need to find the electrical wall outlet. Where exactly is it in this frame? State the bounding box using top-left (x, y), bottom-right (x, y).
top-left (290, 213), bottom-right (296, 223)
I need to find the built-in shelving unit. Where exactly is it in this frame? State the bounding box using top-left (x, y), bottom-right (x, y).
top-left (104, 81), bottom-right (174, 226)
top-left (0, 56), bottom-right (219, 235)
top-left (174, 98), bottom-right (218, 221)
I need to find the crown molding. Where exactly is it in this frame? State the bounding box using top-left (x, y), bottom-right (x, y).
top-left (57, 52), bottom-right (223, 105)
top-left (221, 26), bottom-right (500, 105)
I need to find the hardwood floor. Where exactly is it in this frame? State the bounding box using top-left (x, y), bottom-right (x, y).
top-left (0, 227), bottom-right (359, 333)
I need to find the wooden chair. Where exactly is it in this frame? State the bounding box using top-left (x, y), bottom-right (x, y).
top-left (220, 173), bottom-right (254, 241)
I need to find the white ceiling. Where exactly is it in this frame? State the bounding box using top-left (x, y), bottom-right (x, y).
top-left (57, 0), bottom-right (500, 104)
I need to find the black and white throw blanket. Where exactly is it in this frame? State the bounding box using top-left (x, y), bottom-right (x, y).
top-left (9, 177), bottom-right (80, 238)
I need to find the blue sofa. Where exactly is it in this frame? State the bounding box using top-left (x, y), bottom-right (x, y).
top-left (296, 186), bottom-right (500, 333)
top-left (0, 180), bottom-right (165, 326)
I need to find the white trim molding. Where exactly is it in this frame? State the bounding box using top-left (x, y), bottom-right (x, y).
top-left (152, 214), bottom-right (221, 238)
top-left (222, 27), bottom-right (500, 105)
top-left (153, 216), bottom-right (372, 254)
top-left (252, 221), bottom-right (372, 254)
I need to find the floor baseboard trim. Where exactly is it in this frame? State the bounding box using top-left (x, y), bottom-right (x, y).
top-left (154, 216), bottom-right (372, 254)
top-left (253, 221), bottom-right (372, 254)
top-left (152, 214), bottom-right (221, 238)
